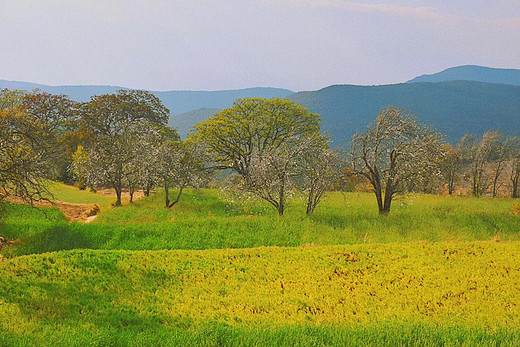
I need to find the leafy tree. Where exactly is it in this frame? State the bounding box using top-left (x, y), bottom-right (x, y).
top-left (158, 140), bottom-right (208, 208)
top-left (76, 90), bottom-right (169, 206)
top-left (189, 98), bottom-right (321, 215)
top-left (190, 98), bottom-right (320, 175)
top-left (0, 89), bottom-right (57, 205)
top-left (351, 106), bottom-right (442, 214)
top-left (21, 90), bottom-right (78, 182)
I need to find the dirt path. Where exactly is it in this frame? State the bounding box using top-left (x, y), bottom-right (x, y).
top-left (6, 197), bottom-right (100, 222)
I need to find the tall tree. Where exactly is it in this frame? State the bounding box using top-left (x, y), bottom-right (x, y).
top-left (351, 106), bottom-right (443, 214)
top-left (508, 136), bottom-right (520, 198)
top-left (189, 98), bottom-right (321, 215)
top-left (440, 144), bottom-right (462, 195)
top-left (76, 90), bottom-right (169, 206)
top-left (0, 89), bottom-right (58, 205)
top-left (22, 90), bottom-right (78, 183)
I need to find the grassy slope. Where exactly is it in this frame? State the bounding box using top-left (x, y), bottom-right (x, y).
top-left (2, 188), bottom-right (519, 257)
top-left (1, 243), bottom-right (520, 346)
top-left (2, 185), bottom-right (520, 345)
top-left (46, 182), bottom-right (114, 211)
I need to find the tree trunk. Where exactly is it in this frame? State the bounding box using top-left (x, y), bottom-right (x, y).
top-left (164, 182), bottom-right (170, 208)
top-left (375, 189), bottom-right (383, 214)
top-left (168, 185), bottom-right (185, 208)
top-left (512, 172), bottom-right (519, 199)
top-left (129, 186), bottom-right (135, 203)
top-left (492, 166), bottom-right (501, 197)
top-left (278, 182), bottom-right (285, 216)
top-left (306, 184), bottom-right (315, 216)
top-left (114, 186), bottom-right (122, 206)
top-left (380, 181), bottom-right (393, 215)
top-left (144, 182), bottom-right (152, 197)
top-left (448, 171), bottom-right (455, 195)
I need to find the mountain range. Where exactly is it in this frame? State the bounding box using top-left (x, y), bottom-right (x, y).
top-left (2, 65), bottom-right (520, 146)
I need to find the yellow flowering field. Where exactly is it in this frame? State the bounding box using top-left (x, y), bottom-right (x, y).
top-left (1, 241), bottom-right (519, 339)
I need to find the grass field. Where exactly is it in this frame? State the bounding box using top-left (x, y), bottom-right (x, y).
top-left (1, 184), bottom-right (520, 345)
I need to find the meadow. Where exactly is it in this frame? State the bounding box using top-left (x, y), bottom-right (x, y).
top-left (1, 183), bottom-right (520, 345)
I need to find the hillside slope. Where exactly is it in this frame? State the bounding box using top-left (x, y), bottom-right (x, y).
top-left (407, 65), bottom-right (520, 86)
top-left (0, 79), bottom-right (292, 116)
top-left (288, 81), bottom-right (520, 145)
top-left (169, 108), bottom-right (221, 138)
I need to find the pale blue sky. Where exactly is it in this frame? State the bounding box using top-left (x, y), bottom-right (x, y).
top-left (1, 0), bottom-right (519, 91)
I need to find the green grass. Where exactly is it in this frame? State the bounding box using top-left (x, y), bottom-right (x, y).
top-left (2, 188), bottom-right (519, 257)
top-left (45, 181), bottom-right (115, 211)
top-left (2, 186), bottom-right (520, 345)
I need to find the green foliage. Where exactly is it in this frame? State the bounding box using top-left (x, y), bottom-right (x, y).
top-left (189, 98), bottom-right (320, 174)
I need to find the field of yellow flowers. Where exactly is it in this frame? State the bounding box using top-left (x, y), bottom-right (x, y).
top-left (1, 241), bottom-right (519, 345)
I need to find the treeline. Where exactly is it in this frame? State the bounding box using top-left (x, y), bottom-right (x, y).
top-left (1, 88), bottom-right (519, 216)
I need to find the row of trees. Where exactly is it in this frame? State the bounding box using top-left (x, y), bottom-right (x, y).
top-left (1, 87), bottom-right (519, 217)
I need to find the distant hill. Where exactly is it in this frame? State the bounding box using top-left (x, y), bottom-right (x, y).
top-left (153, 88), bottom-right (293, 115)
top-left (288, 81), bottom-right (520, 146)
top-left (169, 108), bottom-right (221, 138)
top-left (0, 80), bottom-right (124, 101)
top-left (0, 79), bottom-right (292, 116)
top-left (407, 65), bottom-right (520, 86)
top-left (3, 77), bottom-right (520, 147)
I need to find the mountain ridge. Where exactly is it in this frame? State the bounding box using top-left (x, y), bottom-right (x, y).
top-left (407, 65), bottom-right (520, 86)
top-left (3, 68), bottom-right (520, 146)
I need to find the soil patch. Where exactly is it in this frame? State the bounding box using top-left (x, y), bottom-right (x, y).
top-left (6, 197), bottom-right (99, 222)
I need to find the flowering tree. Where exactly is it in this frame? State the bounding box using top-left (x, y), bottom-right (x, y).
top-left (158, 140), bottom-right (209, 208)
top-left (189, 98), bottom-right (322, 215)
top-left (351, 106), bottom-right (443, 214)
top-left (76, 90), bottom-right (169, 206)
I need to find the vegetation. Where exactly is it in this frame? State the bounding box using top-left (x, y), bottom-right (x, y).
top-left (288, 81), bottom-right (520, 146)
top-left (1, 240), bottom-right (520, 345)
top-left (351, 106), bottom-right (443, 214)
top-left (1, 187), bottom-right (519, 258)
top-left (2, 86), bottom-right (520, 345)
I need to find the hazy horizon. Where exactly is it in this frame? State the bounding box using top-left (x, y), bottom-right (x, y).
top-left (2, 1), bottom-right (519, 91)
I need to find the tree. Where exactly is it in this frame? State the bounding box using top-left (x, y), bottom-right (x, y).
top-left (21, 90), bottom-right (78, 183)
top-left (439, 144), bottom-right (462, 195)
top-left (0, 89), bottom-right (56, 206)
top-left (458, 131), bottom-right (501, 197)
top-left (490, 134), bottom-right (516, 198)
top-left (241, 136), bottom-right (317, 215)
top-left (298, 135), bottom-right (342, 215)
top-left (189, 98), bottom-right (321, 215)
top-left (158, 140), bottom-right (208, 208)
top-left (507, 136), bottom-right (520, 198)
top-left (351, 106), bottom-right (443, 214)
top-left (76, 90), bottom-right (169, 206)
top-left (190, 98), bottom-right (320, 176)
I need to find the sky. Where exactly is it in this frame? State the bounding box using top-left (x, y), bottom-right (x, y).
top-left (1, 0), bottom-right (520, 91)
